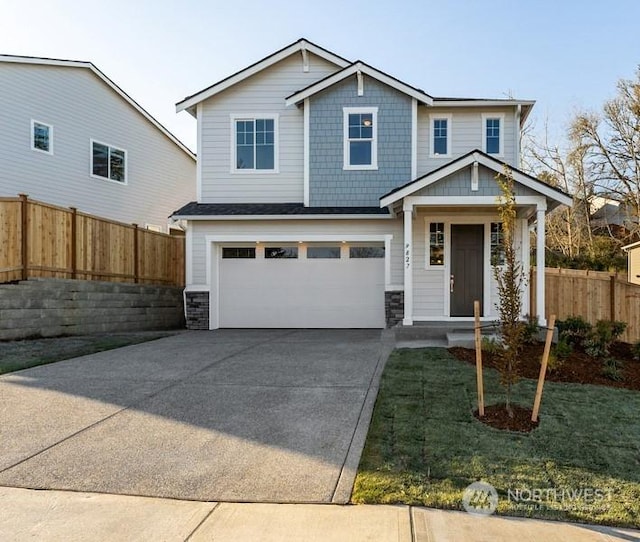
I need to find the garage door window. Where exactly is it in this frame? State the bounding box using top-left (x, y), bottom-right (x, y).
top-left (265, 247), bottom-right (298, 259)
top-left (222, 247), bottom-right (256, 259)
top-left (307, 246), bottom-right (341, 259)
top-left (349, 246), bottom-right (385, 258)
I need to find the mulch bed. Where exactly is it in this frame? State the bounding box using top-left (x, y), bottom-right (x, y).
top-left (474, 403), bottom-right (539, 432)
top-left (449, 341), bottom-right (640, 391)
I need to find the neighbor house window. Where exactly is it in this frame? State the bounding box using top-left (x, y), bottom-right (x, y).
top-left (231, 115), bottom-right (278, 172)
top-left (265, 247), bottom-right (298, 259)
top-left (222, 247), bottom-right (256, 259)
top-left (344, 107), bottom-right (378, 169)
top-left (31, 120), bottom-right (53, 154)
top-left (490, 222), bottom-right (505, 265)
top-left (482, 114), bottom-right (504, 156)
top-left (430, 115), bottom-right (451, 157)
top-left (349, 246), bottom-right (385, 258)
top-left (429, 222), bottom-right (445, 266)
top-left (307, 246), bottom-right (341, 259)
top-left (91, 140), bottom-right (126, 183)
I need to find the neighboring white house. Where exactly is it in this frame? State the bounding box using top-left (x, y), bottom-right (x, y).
top-left (0, 55), bottom-right (196, 232)
top-left (173, 39), bottom-right (572, 330)
top-left (622, 241), bottom-right (640, 285)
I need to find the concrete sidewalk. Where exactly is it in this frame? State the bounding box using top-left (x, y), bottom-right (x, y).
top-left (2, 487), bottom-right (638, 541)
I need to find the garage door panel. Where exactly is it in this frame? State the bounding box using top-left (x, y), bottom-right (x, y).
top-left (219, 251), bottom-right (384, 328)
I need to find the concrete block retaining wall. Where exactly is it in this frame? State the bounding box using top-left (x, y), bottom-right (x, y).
top-left (0, 279), bottom-right (184, 340)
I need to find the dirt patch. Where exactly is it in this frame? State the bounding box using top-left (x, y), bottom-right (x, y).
top-left (474, 403), bottom-right (539, 432)
top-left (449, 342), bottom-right (640, 391)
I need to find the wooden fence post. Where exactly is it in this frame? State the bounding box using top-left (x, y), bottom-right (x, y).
top-left (70, 207), bottom-right (77, 279)
top-left (610, 274), bottom-right (616, 321)
top-left (474, 300), bottom-right (485, 417)
top-left (532, 314), bottom-right (556, 423)
top-left (19, 193), bottom-right (29, 281)
top-left (132, 224), bottom-right (139, 283)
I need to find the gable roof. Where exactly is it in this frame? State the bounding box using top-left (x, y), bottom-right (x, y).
top-left (0, 54), bottom-right (195, 160)
top-left (285, 60), bottom-right (434, 106)
top-left (175, 39), bottom-right (351, 116)
top-left (379, 150), bottom-right (573, 209)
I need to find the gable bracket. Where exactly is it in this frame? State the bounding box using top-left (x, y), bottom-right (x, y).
top-left (301, 46), bottom-right (309, 73)
top-left (471, 161), bottom-right (479, 191)
top-left (357, 70), bottom-right (364, 96)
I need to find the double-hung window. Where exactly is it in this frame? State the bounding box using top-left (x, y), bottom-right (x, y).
top-left (91, 140), bottom-right (126, 183)
top-left (344, 107), bottom-right (378, 170)
top-left (430, 115), bottom-right (451, 157)
top-left (482, 113), bottom-right (504, 156)
top-left (31, 120), bottom-right (53, 154)
top-left (232, 115), bottom-right (278, 172)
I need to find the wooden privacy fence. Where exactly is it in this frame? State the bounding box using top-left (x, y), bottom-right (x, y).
top-left (0, 195), bottom-right (184, 286)
top-left (531, 267), bottom-right (640, 343)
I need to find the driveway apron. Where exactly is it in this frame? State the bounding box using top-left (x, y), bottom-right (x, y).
top-left (0, 330), bottom-right (385, 503)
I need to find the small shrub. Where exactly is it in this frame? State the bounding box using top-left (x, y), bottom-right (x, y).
top-left (554, 337), bottom-right (573, 359)
top-left (547, 351), bottom-right (564, 373)
top-left (632, 341), bottom-right (640, 361)
top-left (522, 314), bottom-right (540, 344)
top-left (556, 316), bottom-right (592, 348)
top-left (584, 320), bottom-right (627, 359)
top-left (481, 336), bottom-right (502, 354)
top-left (602, 357), bottom-right (625, 381)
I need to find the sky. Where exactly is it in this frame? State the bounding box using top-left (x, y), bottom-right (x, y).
top-left (2, 0), bottom-right (638, 153)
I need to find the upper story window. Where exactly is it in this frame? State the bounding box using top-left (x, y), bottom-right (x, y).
top-left (31, 120), bottom-right (53, 155)
top-left (231, 114), bottom-right (278, 173)
top-left (429, 115), bottom-right (451, 157)
top-left (482, 113), bottom-right (504, 156)
top-left (91, 140), bottom-right (126, 183)
top-left (343, 107), bottom-right (378, 170)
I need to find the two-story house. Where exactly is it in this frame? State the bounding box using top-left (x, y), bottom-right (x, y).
top-left (0, 55), bottom-right (196, 232)
top-left (173, 39), bottom-right (571, 330)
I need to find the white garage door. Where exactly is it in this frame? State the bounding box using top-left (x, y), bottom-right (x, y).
top-left (218, 244), bottom-right (385, 328)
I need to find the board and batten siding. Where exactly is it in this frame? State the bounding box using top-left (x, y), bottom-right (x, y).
top-left (0, 63), bottom-right (195, 231)
top-left (188, 218), bottom-right (403, 287)
top-left (308, 76), bottom-right (412, 206)
top-left (198, 53), bottom-right (339, 203)
top-left (416, 107), bottom-right (518, 177)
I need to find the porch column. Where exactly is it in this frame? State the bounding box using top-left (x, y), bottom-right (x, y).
top-left (536, 206), bottom-right (546, 326)
top-left (403, 208), bottom-right (413, 326)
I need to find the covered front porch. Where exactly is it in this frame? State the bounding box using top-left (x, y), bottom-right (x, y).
top-left (380, 150), bottom-right (573, 328)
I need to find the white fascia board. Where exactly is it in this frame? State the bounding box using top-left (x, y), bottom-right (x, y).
top-left (175, 214), bottom-right (393, 221)
top-left (176, 40), bottom-right (350, 115)
top-left (402, 195), bottom-right (547, 211)
top-left (0, 55), bottom-right (195, 160)
top-left (432, 99), bottom-right (535, 108)
top-left (622, 240), bottom-right (640, 251)
top-left (206, 234), bottom-right (389, 243)
top-left (286, 62), bottom-right (434, 106)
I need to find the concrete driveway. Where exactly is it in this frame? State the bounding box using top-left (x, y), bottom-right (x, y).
top-left (0, 330), bottom-right (389, 503)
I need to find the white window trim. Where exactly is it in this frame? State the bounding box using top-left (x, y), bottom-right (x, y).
top-left (429, 114), bottom-right (452, 158)
top-left (31, 119), bottom-right (53, 155)
top-left (424, 219), bottom-right (446, 269)
top-left (229, 113), bottom-right (279, 174)
top-left (343, 106), bottom-right (378, 171)
top-left (481, 113), bottom-right (505, 157)
top-left (90, 139), bottom-right (128, 185)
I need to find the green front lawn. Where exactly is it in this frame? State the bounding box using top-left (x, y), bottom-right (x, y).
top-left (353, 348), bottom-right (640, 528)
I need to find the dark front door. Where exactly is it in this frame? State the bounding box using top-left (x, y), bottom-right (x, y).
top-left (450, 224), bottom-right (484, 317)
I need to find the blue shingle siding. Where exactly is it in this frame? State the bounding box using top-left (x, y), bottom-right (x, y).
top-left (309, 76), bottom-right (412, 206)
top-left (414, 165), bottom-right (538, 197)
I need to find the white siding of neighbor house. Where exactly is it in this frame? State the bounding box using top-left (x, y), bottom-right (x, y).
top-left (198, 53), bottom-right (340, 203)
top-left (412, 209), bottom-right (526, 319)
top-left (0, 63), bottom-right (196, 231)
top-left (628, 247), bottom-right (640, 285)
top-left (417, 106), bottom-right (518, 177)
top-left (187, 218), bottom-right (403, 287)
